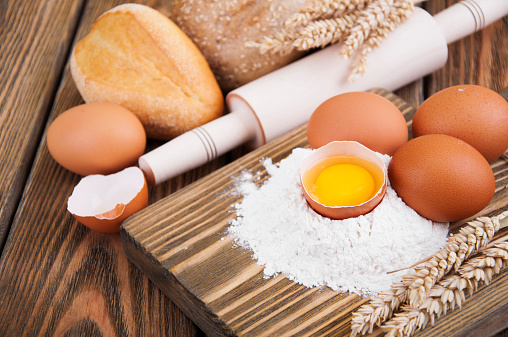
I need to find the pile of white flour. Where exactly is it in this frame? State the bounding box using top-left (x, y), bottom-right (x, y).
top-left (228, 148), bottom-right (448, 295)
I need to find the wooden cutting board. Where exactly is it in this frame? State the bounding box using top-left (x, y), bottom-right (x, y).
top-left (121, 88), bottom-right (508, 337)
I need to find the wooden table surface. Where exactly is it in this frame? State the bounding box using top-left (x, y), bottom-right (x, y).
top-left (1, 0), bottom-right (507, 336)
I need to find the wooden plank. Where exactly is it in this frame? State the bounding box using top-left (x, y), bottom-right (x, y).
top-left (423, 1), bottom-right (508, 94)
top-left (1, 0), bottom-right (506, 336)
top-left (0, 1), bottom-right (205, 336)
top-left (0, 0), bottom-right (84, 250)
top-left (121, 88), bottom-right (508, 336)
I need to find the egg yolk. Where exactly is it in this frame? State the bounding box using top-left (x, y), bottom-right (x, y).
top-left (313, 163), bottom-right (375, 207)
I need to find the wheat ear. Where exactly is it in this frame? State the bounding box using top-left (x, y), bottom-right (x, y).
top-left (406, 212), bottom-right (506, 308)
top-left (340, 0), bottom-right (393, 59)
top-left (350, 211), bottom-right (508, 336)
top-left (248, 0), bottom-right (414, 79)
top-left (285, 0), bottom-right (371, 28)
top-left (245, 28), bottom-right (299, 55)
top-left (347, 0), bottom-right (413, 80)
top-left (292, 14), bottom-right (357, 51)
top-left (381, 240), bottom-right (508, 337)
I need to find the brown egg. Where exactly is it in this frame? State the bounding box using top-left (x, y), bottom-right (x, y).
top-left (307, 92), bottom-right (408, 155)
top-left (388, 134), bottom-right (495, 222)
top-left (47, 102), bottom-right (146, 176)
top-left (412, 85), bottom-right (508, 162)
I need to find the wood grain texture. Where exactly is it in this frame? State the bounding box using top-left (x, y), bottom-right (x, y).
top-left (0, 0), bottom-right (84, 251)
top-left (0, 0), bottom-right (204, 336)
top-left (121, 88), bottom-right (508, 337)
top-left (423, 1), bottom-right (508, 94)
top-left (1, 0), bottom-right (507, 336)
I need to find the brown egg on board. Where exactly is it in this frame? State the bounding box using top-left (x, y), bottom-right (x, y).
top-left (412, 85), bottom-right (508, 162)
top-left (47, 102), bottom-right (146, 176)
top-left (388, 134), bottom-right (495, 222)
top-left (307, 92), bottom-right (408, 156)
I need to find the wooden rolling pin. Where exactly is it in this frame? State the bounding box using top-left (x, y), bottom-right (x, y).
top-left (139, 0), bottom-right (508, 185)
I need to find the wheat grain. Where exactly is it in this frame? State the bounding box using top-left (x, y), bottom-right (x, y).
top-left (340, 0), bottom-right (393, 58)
top-left (285, 0), bottom-right (371, 28)
top-left (380, 239), bottom-right (508, 337)
top-left (407, 212), bottom-right (506, 308)
top-left (347, 0), bottom-right (411, 80)
top-left (249, 0), bottom-right (414, 79)
top-left (293, 14), bottom-right (356, 50)
top-left (350, 211), bottom-right (508, 336)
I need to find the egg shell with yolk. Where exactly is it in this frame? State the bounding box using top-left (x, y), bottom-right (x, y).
top-left (300, 141), bottom-right (387, 220)
top-left (313, 163), bottom-right (376, 207)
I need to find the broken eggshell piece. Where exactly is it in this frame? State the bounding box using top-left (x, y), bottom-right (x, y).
top-left (300, 141), bottom-right (387, 220)
top-left (67, 166), bottom-right (148, 233)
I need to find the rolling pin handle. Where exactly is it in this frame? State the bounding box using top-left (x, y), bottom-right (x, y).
top-left (433, 0), bottom-right (508, 44)
top-left (139, 0), bottom-right (508, 185)
top-left (139, 108), bottom-right (261, 185)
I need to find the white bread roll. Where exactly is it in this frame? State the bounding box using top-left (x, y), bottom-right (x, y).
top-left (170, 0), bottom-right (310, 93)
top-left (71, 4), bottom-right (224, 140)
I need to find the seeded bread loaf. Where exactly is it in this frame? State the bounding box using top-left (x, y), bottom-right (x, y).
top-left (70, 4), bottom-right (224, 140)
top-left (170, 0), bottom-right (309, 93)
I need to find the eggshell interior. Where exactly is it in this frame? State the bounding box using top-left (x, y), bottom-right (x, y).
top-left (67, 166), bottom-right (148, 233)
top-left (300, 141), bottom-right (387, 220)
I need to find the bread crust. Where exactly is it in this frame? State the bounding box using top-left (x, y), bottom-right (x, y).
top-left (170, 0), bottom-right (310, 93)
top-left (71, 4), bottom-right (224, 140)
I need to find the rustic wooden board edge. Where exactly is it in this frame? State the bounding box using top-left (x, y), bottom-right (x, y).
top-left (121, 227), bottom-right (234, 337)
top-left (121, 117), bottom-right (312, 337)
top-left (121, 88), bottom-right (508, 337)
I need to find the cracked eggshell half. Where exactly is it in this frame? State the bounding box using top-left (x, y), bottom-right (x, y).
top-left (300, 141), bottom-right (387, 220)
top-left (67, 167), bottom-right (148, 233)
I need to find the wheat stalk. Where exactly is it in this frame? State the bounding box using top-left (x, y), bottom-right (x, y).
top-left (346, 0), bottom-right (412, 80)
top-left (285, 0), bottom-right (372, 28)
top-left (381, 240), bottom-right (508, 337)
top-left (245, 28), bottom-right (298, 55)
top-left (340, 0), bottom-right (393, 59)
top-left (292, 14), bottom-right (357, 51)
top-left (248, 0), bottom-right (415, 79)
top-left (406, 212), bottom-right (506, 308)
top-left (350, 211), bottom-right (508, 336)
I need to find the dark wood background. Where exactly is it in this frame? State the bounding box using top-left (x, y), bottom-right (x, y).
top-left (0, 0), bottom-right (507, 336)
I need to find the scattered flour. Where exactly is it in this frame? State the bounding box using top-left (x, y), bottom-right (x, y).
top-left (228, 148), bottom-right (449, 296)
